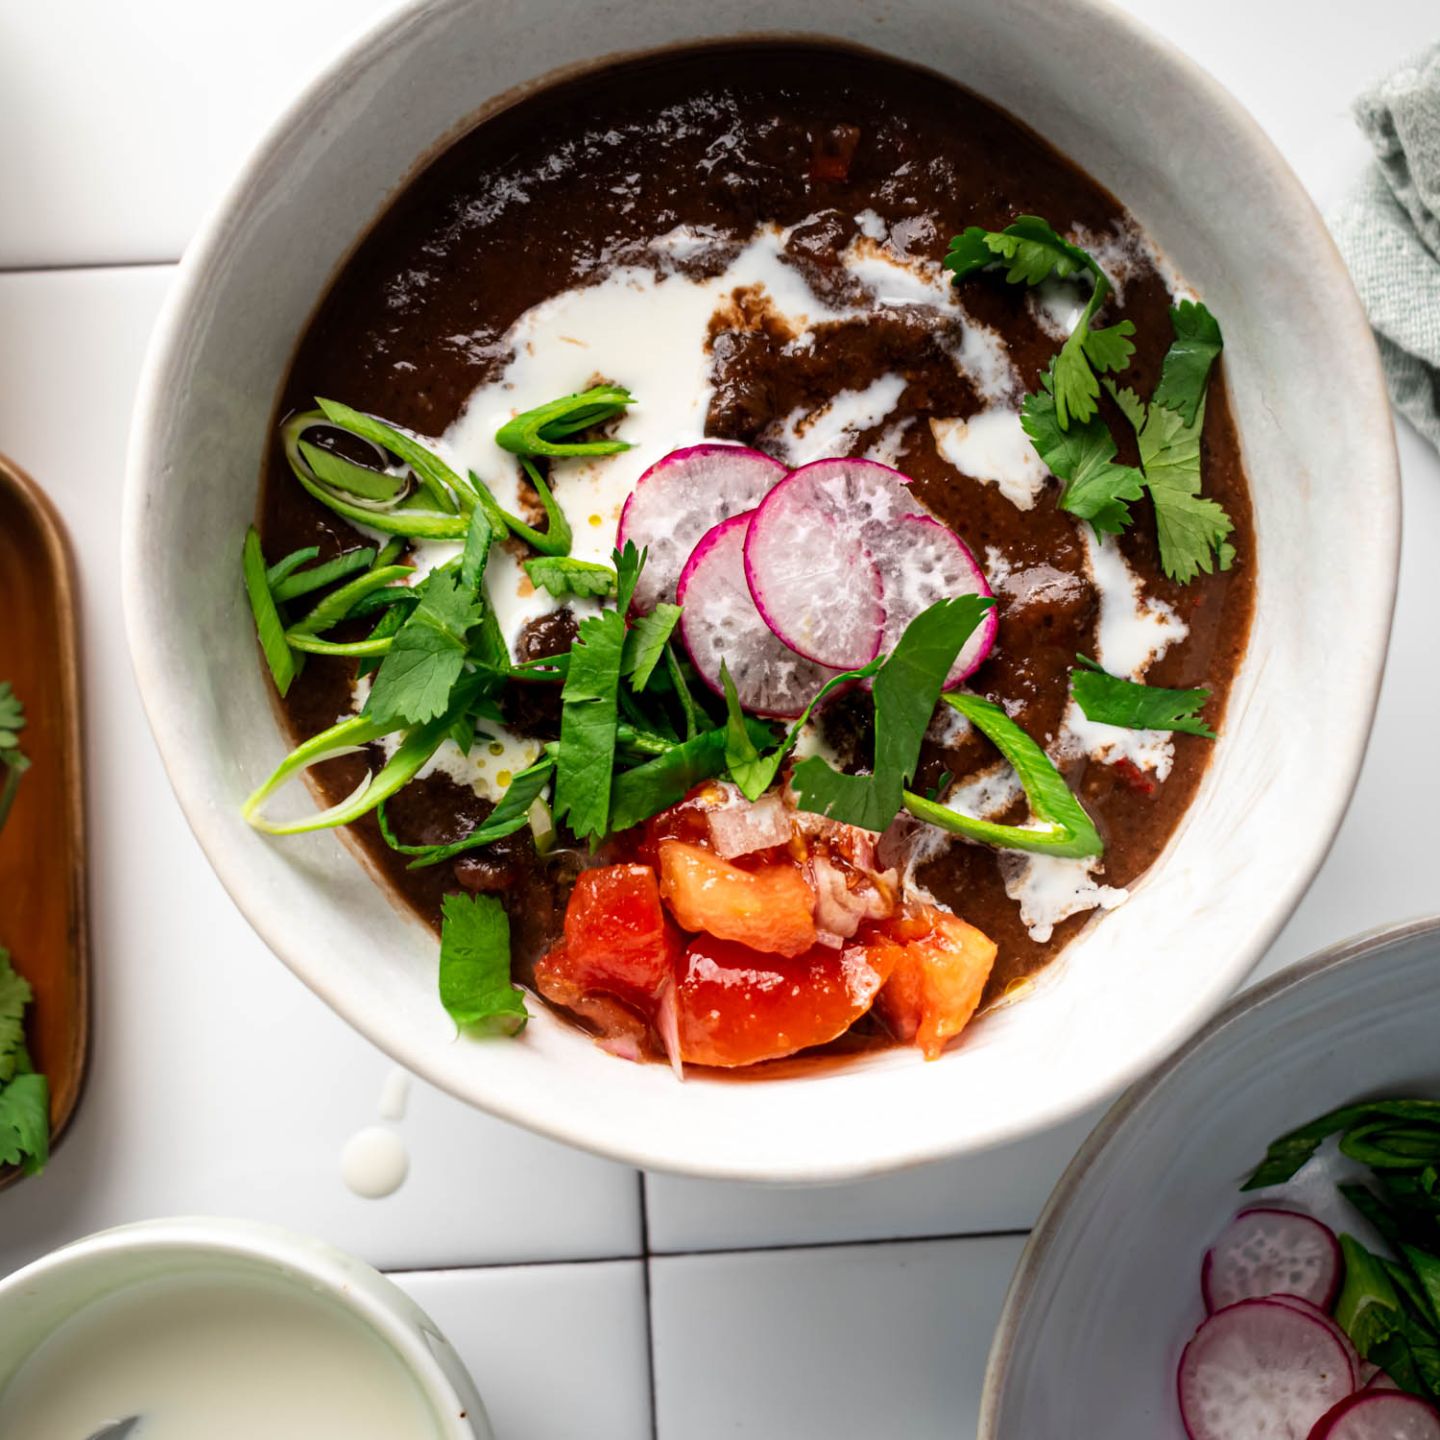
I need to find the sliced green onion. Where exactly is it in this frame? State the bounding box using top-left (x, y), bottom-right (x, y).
top-left (270, 546), bottom-right (378, 604)
top-left (298, 439), bottom-right (409, 503)
top-left (243, 714), bottom-right (447, 836)
top-left (494, 385), bottom-right (634, 458)
top-left (460, 509), bottom-right (494, 590)
top-left (665, 643), bottom-right (702, 741)
top-left (286, 565), bottom-right (414, 639)
top-left (315, 398), bottom-right (475, 512)
top-left (242, 527), bottom-right (300, 696)
top-left (377, 757), bottom-right (555, 868)
top-left (283, 411), bottom-right (468, 540)
top-left (286, 634), bottom-right (396, 657)
top-left (266, 545), bottom-right (320, 588)
top-left (901, 693), bottom-right (1103, 859)
top-left (466, 459), bottom-right (572, 558)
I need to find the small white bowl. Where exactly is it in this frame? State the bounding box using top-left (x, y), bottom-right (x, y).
top-left (122, 0), bottom-right (1399, 1181)
top-left (980, 915), bottom-right (1440, 1438)
top-left (0, 1217), bottom-right (490, 1438)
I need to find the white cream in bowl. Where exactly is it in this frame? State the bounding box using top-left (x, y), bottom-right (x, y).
top-left (0, 1270), bottom-right (438, 1440)
top-left (0, 1219), bottom-right (489, 1440)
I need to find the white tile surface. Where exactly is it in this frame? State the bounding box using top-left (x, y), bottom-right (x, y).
top-left (644, 1110), bottom-right (1095, 1254)
top-left (0, 1), bottom-right (398, 267)
top-left (651, 1236), bottom-right (1024, 1439)
top-left (394, 1262), bottom-right (653, 1440)
top-left (0, 266), bottom-right (641, 1274)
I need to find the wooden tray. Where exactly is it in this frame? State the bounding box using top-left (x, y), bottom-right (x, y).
top-left (0, 453), bottom-right (88, 1189)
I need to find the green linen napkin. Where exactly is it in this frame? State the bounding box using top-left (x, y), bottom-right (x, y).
top-left (1331, 41), bottom-right (1440, 448)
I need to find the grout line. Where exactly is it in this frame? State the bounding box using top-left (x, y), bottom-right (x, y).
top-left (639, 1172), bottom-right (660, 1440)
top-left (0, 257), bottom-right (179, 277)
top-left (381, 1222), bottom-right (1032, 1280)
top-left (647, 1225), bottom-right (1034, 1262)
top-left (385, 1251), bottom-right (644, 1277)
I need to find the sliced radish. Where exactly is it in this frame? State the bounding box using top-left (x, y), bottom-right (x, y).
top-left (677, 511), bottom-right (845, 718)
top-left (743, 458), bottom-right (916, 668)
top-left (1178, 1298), bottom-right (1356, 1440)
top-left (1365, 1373), bottom-right (1402, 1392)
top-left (1309, 1392), bottom-right (1440, 1439)
top-left (865, 512), bottom-right (996, 684)
top-left (1267, 1296), bottom-right (1360, 1389)
top-left (1203, 1208), bottom-right (1343, 1314)
top-left (617, 444), bottom-right (786, 613)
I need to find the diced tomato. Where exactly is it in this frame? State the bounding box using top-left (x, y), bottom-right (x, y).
top-left (533, 941), bottom-right (653, 1054)
top-left (633, 787), bottom-right (719, 867)
top-left (673, 933), bottom-right (894, 1068)
top-left (535, 864), bottom-right (681, 1020)
top-left (871, 907), bottom-right (998, 1060)
top-left (657, 840), bottom-right (817, 958)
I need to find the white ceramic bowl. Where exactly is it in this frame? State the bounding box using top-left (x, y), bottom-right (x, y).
top-left (980, 916), bottom-right (1440, 1438)
top-left (122, 0), bottom-right (1399, 1181)
top-left (0, 1216), bottom-right (490, 1437)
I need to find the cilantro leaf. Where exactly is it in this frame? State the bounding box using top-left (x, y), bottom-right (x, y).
top-left (1152, 300), bottom-right (1223, 425)
top-left (721, 659), bottom-right (881, 803)
top-left (945, 215), bottom-right (1130, 428)
top-left (0, 683), bottom-right (29, 835)
top-left (0, 949), bottom-right (34, 1085)
top-left (609, 730), bottom-right (729, 832)
top-left (1103, 304), bottom-right (1236, 584)
top-left (0, 1069), bottom-right (48, 1174)
top-left (903, 694), bottom-right (1103, 858)
top-left (1071, 656), bottom-right (1215, 737)
top-left (553, 607), bottom-right (626, 845)
top-left (364, 569), bottom-right (484, 727)
top-left (438, 893), bottom-right (527, 1035)
top-left (1080, 321), bottom-right (1136, 376)
top-left (614, 542), bottom-right (645, 615)
top-left (623, 604), bottom-right (683, 692)
top-left (1021, 372), bottom-right (1145, 535)
top-left (378, 758), bottom-right (555, 868)
top-left (943, 216), bottom-right (1092, 286)
top-left (494, 385), bottom-right (634, 459)
top-left (524, 556), bottom-right (617, 601)
top-left (720, 664), bottom-right (768, 801)
top-left (790, 596), bottom-right (991, 832)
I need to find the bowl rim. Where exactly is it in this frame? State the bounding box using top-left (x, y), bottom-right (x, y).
top-left (0, 1215), bottom-right (487, 1436)
top-left (121, 0), bottom-right (1402, 1181)
top-left (976, 913), bottom-right (1440, 1436)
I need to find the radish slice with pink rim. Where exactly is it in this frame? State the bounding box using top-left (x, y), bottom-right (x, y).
top-left (1177, 1298), bottom-right (1355, 1440)
top-left (864, 512), bottom-right (995, 686)
top-left (677, 510), bottom-right (845, 719)
top-left (1202, 1208), bottom-right (1343, 1314)
top-left (1265, 1295), bottom-right (1360, 1389)
top-left (617, 444), bottom-right (786, 614)
top-left (1308, 1391), bottom-right (1440, 1439)
top-left (743, 457), bottom-right (915, 669)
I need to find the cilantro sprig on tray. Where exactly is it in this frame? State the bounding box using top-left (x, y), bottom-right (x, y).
top-left (0, 687), bottom-right (48, 1175)
top-left (949, 219), bottom-right (1237, 583)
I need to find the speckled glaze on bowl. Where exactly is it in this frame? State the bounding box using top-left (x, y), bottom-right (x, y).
top-left (980, 917), bottom-right (1440, 1439)
top-left (122, 0), bottom-right (1399, 1182)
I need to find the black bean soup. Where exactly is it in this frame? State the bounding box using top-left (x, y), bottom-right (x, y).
top-left (258, 42), bottom-right (1254, 1058)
